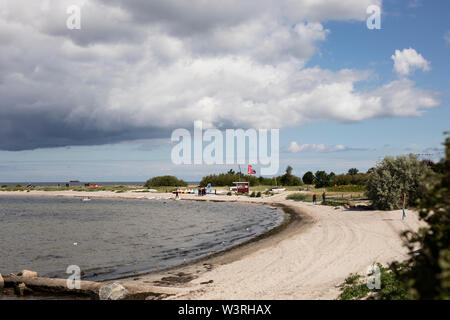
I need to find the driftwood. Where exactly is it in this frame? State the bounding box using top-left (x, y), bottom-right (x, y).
top-left (2, 274), bottom-right (180, 299)
top-left (3, 274), bottom-right (101, 297)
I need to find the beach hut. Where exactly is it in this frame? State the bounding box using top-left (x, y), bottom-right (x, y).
top-left (233, 182), bottom-right (249, 194)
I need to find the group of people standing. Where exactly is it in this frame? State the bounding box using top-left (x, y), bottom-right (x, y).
top-left (312, 191), bottom-right (326, 204)
top-left (198, 187), bottom-right (207, 196)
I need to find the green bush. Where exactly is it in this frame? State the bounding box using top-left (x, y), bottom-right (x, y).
top-left (256, 192), bottom-right (262, 197)
top-left (302, 171), bottom-right (314, 185)
top-left (314, 170), bottom-right (332, 188)
top-left (278, 166), bottom-right (303, 186)
top-left (390, 134), bottom-right (450, 299)
top-left (322, 199), bottom-right (347, 206)
top-left (338, 264), bottom-right (408, 300)
top-left (338, 274), bottom-right (370, 300)
top-left (250, 191), bottom-right (256, 197)
top-left (366, 154), bottom-right (430, 210)
top-left (145, 175), bottom-right (187, 188)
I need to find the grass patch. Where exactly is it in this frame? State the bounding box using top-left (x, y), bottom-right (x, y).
top-left (326, 185), bottom-right (367, 192)
top-left (286, 193), bottom-right (313, 202)
top-left (0, 185), bottom-right (27, 191)
top-left (322, 199), bottom-right (348, 206)
top-left (338, 263), bottom-right (409, 300)
top-left (339, 273), bottom-right (370, 300)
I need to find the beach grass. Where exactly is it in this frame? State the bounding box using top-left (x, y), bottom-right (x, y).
top-left (286, 193), bottom-right (313, 202)
top-left (338, 263), bottom-right (408, 300)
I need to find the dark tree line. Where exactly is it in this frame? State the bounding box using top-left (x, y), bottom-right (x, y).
top-left (302, 168), bottom-right (369, 188)
top-left (199, 166), bottom-right (303, 187)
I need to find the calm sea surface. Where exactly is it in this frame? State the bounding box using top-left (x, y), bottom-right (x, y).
top-left (0, 196), bottom-right (283, 281)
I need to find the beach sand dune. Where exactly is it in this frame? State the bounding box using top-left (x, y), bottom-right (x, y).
top-left (168, 197), bottom-right (423, 300)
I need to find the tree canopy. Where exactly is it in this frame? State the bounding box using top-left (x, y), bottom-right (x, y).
top-left (366, 154), bottom-right (430, 210)
top-left (145, 175), bottom-right (188, 187)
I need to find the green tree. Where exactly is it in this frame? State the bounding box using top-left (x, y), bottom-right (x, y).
top-left (279, 166), bottom-right (303, 186)
top-left (314, 170), bottom-right (331, 188)
top-left (145, 175), bottom-right (188, 187)
top-left (200, 171), bottom-right (260, 187)
top-left (366, 154), bottom-right (429, 210)
top-left (348, 168), bottom-right (359, 175)
top-left (302, 171), bottom-right (314, 185)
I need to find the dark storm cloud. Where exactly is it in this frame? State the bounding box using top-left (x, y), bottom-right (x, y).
top-left (0, 112), bottom-right (171, 151)
top-left (0, 0), bottom-right (439, 151)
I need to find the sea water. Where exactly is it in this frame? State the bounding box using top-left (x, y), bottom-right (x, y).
top-left (0, 196), bottom-right (283, 281)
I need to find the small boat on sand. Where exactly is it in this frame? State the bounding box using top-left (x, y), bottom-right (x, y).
top-left (270, 177), bottom-right (286, 192)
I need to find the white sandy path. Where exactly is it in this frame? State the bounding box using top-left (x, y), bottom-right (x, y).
top-left (174, 195), bottom-right (424, 300)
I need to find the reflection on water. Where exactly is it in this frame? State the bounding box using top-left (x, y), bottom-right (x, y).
top-left (0, 196), bottom-right (283, 281)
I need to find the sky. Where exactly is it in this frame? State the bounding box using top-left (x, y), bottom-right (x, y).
top-left (0, 0), bottom-right (449, 182)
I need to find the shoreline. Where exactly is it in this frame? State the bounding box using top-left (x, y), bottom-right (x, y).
top-left (0, 190), bottom-right (423, 300)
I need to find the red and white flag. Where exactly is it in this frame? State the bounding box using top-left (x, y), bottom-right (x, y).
top-left (248, 165), bottom-right (256, 175)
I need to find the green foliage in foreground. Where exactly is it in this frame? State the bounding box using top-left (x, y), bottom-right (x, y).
top-left (340, 134), bottom-right (450, 300)
top-left (390, 134), bottom-right (450, 299)
top-left (145, 175), bottom-right (188, 188)
top-left (338, 264), bottom-right (408, 300)
top-left (366, 154), bottom-right (430, 210)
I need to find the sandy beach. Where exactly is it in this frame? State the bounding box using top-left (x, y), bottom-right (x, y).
top-left (0, 190), bottom-right (424, 299)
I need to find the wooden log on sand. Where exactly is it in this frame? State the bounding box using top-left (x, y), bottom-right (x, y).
top-left (2, 274), bottom-right (181, 299)
top-left (3, 274), bottom-right (101, 297)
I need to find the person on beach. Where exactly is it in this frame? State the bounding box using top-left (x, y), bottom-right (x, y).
top-left (313, 194), bottom-right (317, 204)
top-left (322, 191), bottom-right (326, 203)
top-left (402, 192), bottom-right (406, 219)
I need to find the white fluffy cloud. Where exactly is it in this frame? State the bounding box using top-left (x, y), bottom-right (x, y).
top-left (286, 142), bottom-right (348, 153)
top-left (391, 48), bottom-right (431, 76)
top-left (0, 0), bottom-right (440, 150)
